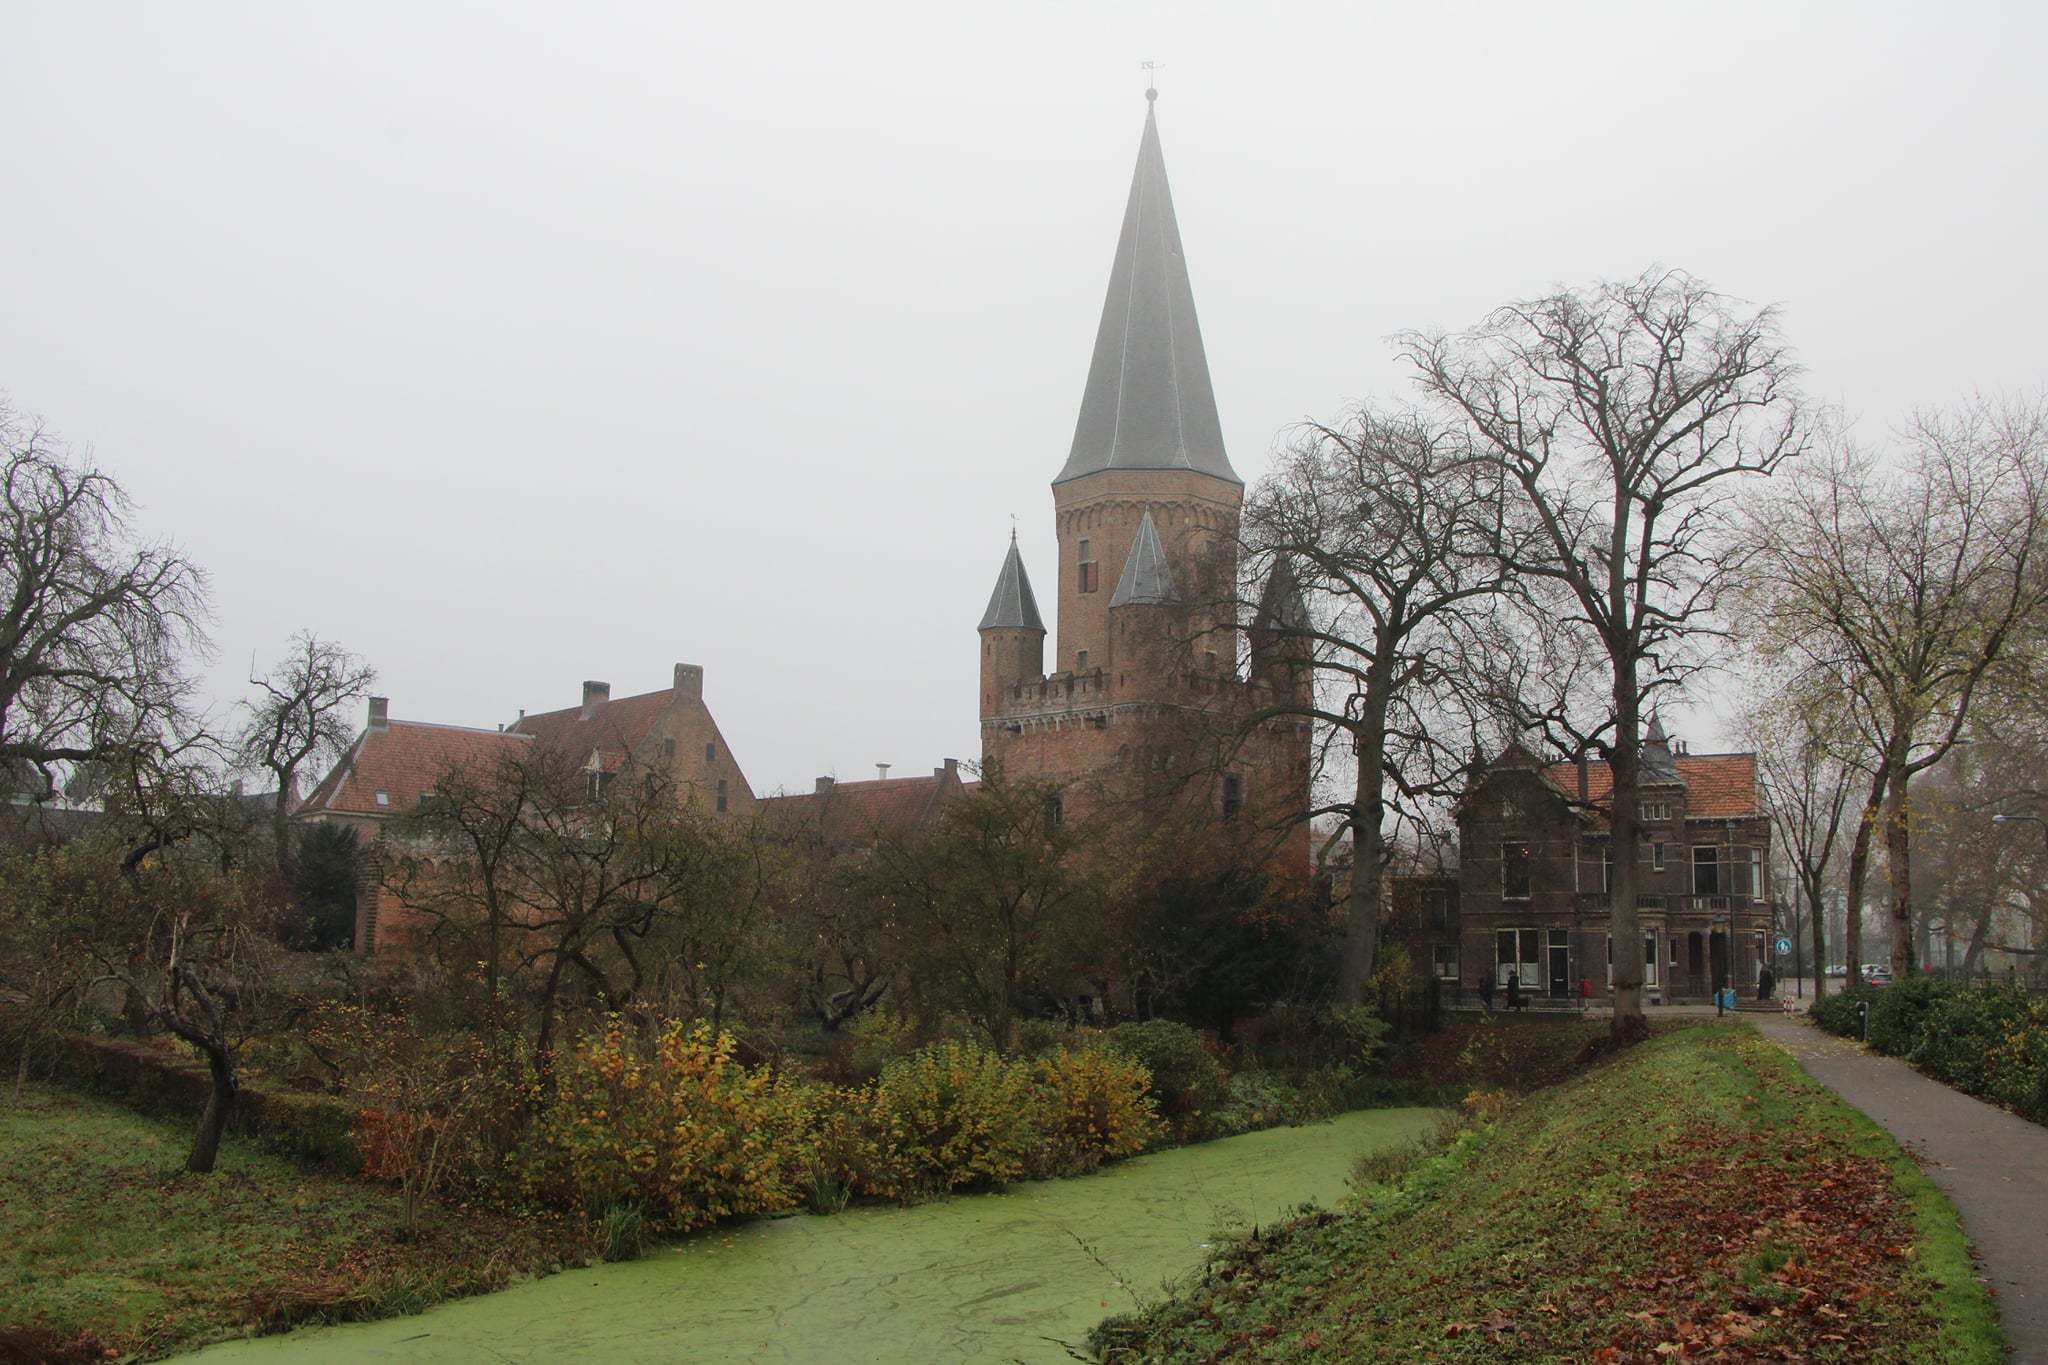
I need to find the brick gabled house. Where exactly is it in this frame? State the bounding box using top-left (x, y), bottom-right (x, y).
top-left (1400, 721), bottom-right (1774, 1005)
top-left (506, 664), bottom-right (755, 819)
top-left (298, 663), bottom-right (757, 955)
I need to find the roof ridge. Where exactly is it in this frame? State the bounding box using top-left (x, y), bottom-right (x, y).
top-left (388, 719), bottom-right (536, 738)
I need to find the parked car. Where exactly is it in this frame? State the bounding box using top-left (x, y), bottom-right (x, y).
top-left (1860, 963), bottom-right (1894, 985)
top-left (1825, 965), bottom-right (1849, 978)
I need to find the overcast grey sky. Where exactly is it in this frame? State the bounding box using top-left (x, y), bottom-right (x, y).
top-left (6, 2), bottom-right (2045, 794)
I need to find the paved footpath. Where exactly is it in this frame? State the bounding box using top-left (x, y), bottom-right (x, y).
top-left (1754, 1015), bottom-right (2048, 1363)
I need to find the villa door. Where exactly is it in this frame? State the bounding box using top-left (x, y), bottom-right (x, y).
top-left (1548, 930), bottom-right (1570, 998)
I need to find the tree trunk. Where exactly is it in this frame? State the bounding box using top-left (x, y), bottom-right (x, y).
top-left (1884, 769), bottom-right (1913, 979)
top-left (1842, 767), bottom-right (1886, 979)
top-left (186, 1041), bottom-right (238, 1174)
top-left (1805, 873), bottom-right (1828, 999)
top-left (1337, 706), bottom-right (1390, 1006)
top-left (1608, 675), bottom-right (1648, 1043)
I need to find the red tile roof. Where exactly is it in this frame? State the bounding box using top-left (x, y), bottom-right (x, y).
top-left (1538, 754), bottom-right (1760, 820)
top-left (760, 774), bottom-right (974, 841)
top-left (509, 688), bottom-right (673, 768)
top-left (298, 721), bottom-right (531, 817)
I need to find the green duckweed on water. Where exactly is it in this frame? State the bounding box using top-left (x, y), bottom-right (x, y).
top-left (182, 1107), bottom-right (1441, 1364)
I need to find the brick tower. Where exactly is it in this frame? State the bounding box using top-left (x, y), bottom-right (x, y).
top-left (978, 88), bottom-right (1310, 877)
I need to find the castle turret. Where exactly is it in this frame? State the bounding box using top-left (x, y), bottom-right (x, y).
top-left (978, 535), bottom-right (1046, 717)
top-left (1107, 509), bottom-right (1181, 693)
top-left (1249, 555), bottom-right (1311, 699)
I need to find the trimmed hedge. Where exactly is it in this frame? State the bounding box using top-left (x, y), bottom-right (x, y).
top-left (1810, 981), bottom-right (2048, 1124)
top-left (44, 1034), bottom-right (359, 1171)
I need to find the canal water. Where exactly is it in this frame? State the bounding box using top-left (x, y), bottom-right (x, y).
top-left (185, 1108), bottom-right (1438, 1363)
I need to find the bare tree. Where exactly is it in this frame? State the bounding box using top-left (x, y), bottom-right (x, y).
top-left (1742, 399), bottom-right (2048, 979)
top-left (1239, 405), bottom-right (1517, 1003)
top-left (1739, 669), bottom-right (1860, 997)
top-left (0, 402), bottom-right (209, 790)
top-left (1401, 267), bottom-right (1807, 1040)
top-left (856, 773), bottom-right (1112, 1050)
top-left (79, 735), bottom-right (273, 1172)
top-left (389, 745), bottom-right (782, 1059)
top-left (237, 632), bottom-right (375, 888)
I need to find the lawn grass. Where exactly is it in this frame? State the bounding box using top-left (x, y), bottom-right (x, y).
top-left (1093, 1021), bottom-right (2004, 1363)
top-left (0, 1084), bottom-right (578, 1363)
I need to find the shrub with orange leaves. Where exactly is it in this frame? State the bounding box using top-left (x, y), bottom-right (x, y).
top-left (1025, 1046), bottom-right (1160, 1177)
top-left (519, 1018), bottom-right (810, 1232)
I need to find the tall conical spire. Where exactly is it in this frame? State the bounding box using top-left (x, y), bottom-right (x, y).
top-left (1054, 93), bottom-right (1237, 486)
top-left (978, 535), bottom-right (1046, 631)
top-left (1109, 509), bottom-right (1177, 606)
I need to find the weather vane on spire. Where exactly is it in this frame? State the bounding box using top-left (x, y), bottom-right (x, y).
top-left (1141, 60), bottom-right (1162, 101)
top-left (1010, 513), bottom-right (1018, 543)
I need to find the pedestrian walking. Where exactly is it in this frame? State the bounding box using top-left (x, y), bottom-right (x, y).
top-left (1507, 970), bottom-right (1524, 1012)
top-left (1579, 975), bottom-right (1592, 1012)
top-left (1758, 965), bottom-right (1775, 1001)
top-left (1478, 972), bottom-right (1495, 1015)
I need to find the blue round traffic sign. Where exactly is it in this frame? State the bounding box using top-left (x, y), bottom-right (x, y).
top-left (1774, 936), bottom-right (1792, 955)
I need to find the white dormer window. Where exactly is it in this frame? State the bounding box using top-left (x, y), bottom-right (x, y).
top-left (1641, 800), bottom-right (1672, 822)
top-left (374, 790), bottom-right (389, 807)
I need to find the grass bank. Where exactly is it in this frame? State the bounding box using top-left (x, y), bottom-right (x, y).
top-left (0, 1085), bottom-right (579, 1364)
top-left (1093, 1022), bottom-right (2002, 1363)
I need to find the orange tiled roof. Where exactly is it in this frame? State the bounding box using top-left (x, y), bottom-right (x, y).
top-left (298, 721), bottom-right (531, 817)
top-left (761, 774), bottom-right (973, 840)
top-left (1538, 753), bottom-right (1760, 820)
top-left (509, 688), bottom-right (673, 766)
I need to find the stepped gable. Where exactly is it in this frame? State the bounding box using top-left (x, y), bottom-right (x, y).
top-left (1054, 90), bottom-right (1237, 486)
top-left (297, 720), bottom-right (529, 817)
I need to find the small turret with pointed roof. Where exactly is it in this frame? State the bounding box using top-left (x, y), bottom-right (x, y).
top-left (1249, 555), bottom-right (1310, 694)
top-left (978, 532), bottom-right (1046, 718)
top-left (1642, 715), bottom-right (1685, 786)
top-left (1109, 510), bottom-right (1176, 607)
top-left (979, 531), bottom-right (1046, 631)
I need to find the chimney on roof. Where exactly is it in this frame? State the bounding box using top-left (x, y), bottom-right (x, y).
top-left (876, 763), bottom-right (891, 781)
top-left (815, 776), bottom-right (835, 794)
top-left (673, 663), bottom-right (703, 699)
top-left (368, 696), bottom-right (389, 731)
top-left (581, 680), bottom-right (610, 720)
top-left (936, 757), bottom-right (959, 781)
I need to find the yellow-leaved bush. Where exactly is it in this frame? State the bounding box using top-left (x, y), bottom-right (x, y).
top-left (1026, 1047), bottom-right (1161, 1177)
top-left (521, 1020), bottom-right (810, 1232)
top-left (859, 1040), bottom-right (1038, 1198)
top-left (517, 1022), bottom-right (1163, 1234)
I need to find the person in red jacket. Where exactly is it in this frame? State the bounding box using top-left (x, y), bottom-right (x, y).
top-left (1579, 975), bottom-right (1592, 1012)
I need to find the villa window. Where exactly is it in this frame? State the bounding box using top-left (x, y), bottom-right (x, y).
top-left (1077, 650), bottom-right (1090, 672)
top-left (1432, 945), bottom-right (1459, 980)
top-left (1652, 841), bottom-right (1665, 872)
top-left (1642, 799), bottom-right (1672, 822)
top-left (716, 779), bottom-right (728, 813)
top-left (1501, 839), bottom-right (1532, 900)
top-left (1045, 792), bottom-right (1064, 828)
top-left (705, 741), bottom-right (717, 763)
top-left (1692, 845), bottom-right (1721, 895)
top-left (1078, 538), bottom-right (1098, 593)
